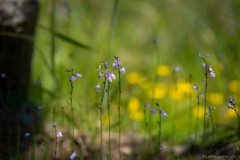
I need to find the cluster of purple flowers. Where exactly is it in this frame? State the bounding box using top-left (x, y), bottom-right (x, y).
top-left (227, 96), bottom-right (236, 109)
top-left (92, 84), bottom-right (101, 92)
top-left (66, 69), bottom-right (82, 81)
top-left (205, 106), bottom-right (216, 116)
top-left (95, 57), bottom-right (125, 82)
top-left (33, 79), bottom-right (42, 85)
top-left (149, 103), bottom-right (168, 117)
top-left (198, 53), bottom-right (216, 78)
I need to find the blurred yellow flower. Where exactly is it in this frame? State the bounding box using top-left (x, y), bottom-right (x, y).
top-left (208, 93), bottom-right (224, 105)
top-left (168, 85), bottom-right (183, 101)
top-left (130, 111), bottom-right (144, 121)
top-left (127, 72), bottom-right (140, 84)
top-left (139, 77), bottom-right (152, 89)
top-left (148, 83), bottom-right (167, 99)
top-left (177, 82), bottom-right (193, 95)
top-left (103, 115), bottom-right (110, 126)
top-left (193, 106), bottom-right (205, 119)
top-left (226, 108), bottom-right (239, 119)
top-left (228, 80), bottom-right (240, 93)
top-left (157, 65), bottom-right (172, 76)
top-left (128, 97), bottom-right (140, 112)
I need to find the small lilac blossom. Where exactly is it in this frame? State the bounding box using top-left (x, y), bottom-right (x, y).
top-left (98, 72), bottom-right (103, 79)
top-left (66, 69), bottom-right (71, 72)
top-left (205, 54), bottom-right (210, 58)
top-left (201, 61), bottom-right (206, 70)
top-left (69, 75), bottom-right (76, 82)
top-left (33, 81), bottom-right (37, 85)
top-left (38, 106), bottom-right (42, 109)
top-left (150, 107), bottom-right (156, 114)
top-left (62, 2), bottom-right (68, 7)
top-left (205, 110), bottom-right (210, 115)
top-left (197, 53), bottom-right (201, 58)
top-left (24, 132), bottom-right (30, 137)
top-left (95, 65), bottom-right (101, 71)
top-left (155, 103), bottom-right (159, 107)
top-left (227, 103), bottom-right (232, 109)
top-left (200, 93), bottom-right (204, 99)
top-left (159, 145), bottom-right (163, 150)
top-left (70, 152), bottom-right (77, 160)
top-left (105, 70), bottom-right (116, 82)
top-left (228, 96), bottom-right (235, 103)
top-left (209, 72), bottom-right (216, 77)
top-left (120, 67), bottom-right (125, 73)
top-left (1, 73), bottom-right (6, 78)
top-left (76, 72), bottom-right (82, 79)
top-left (192, 84), bottom-right (198, 90)
top-left (102, 61), bottom-right (107, 68)
top-left (38, 80), bottom-right (42, 84)
top-left (52, 123), bottom-right (56, 127)
top-left (174, 66), bottom-right (180, 73)
top-left (68, 8), bottom-right (72, 13)
top-left (153, 37), bottom-right (158, 43)
top-left (56, 131), bottom-right (63, 137)
top-left (212, 106), bottom-right (216, 110)
top-left (95, 84), bottom-right (101, 88)
top-left (160, 110), bottom-right (168, 118)
top-left (112, 59), bottom-right (121, 68)
top-left (145, 104), bottom-right (149, 109)
top-left (235, 145), bottom-right (239, 151)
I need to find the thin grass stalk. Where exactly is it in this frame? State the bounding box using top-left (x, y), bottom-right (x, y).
top-left (158, 104), bottom-right (162, 159)
top-left (51, 0), bottom-right (55, 70)
top-left (193, 90), bottom-right (200, 160)
top-left (208, 109), bottom-right (214, 159)
top-left (100, 80), bottom-right (106, 160)
top-left (118, 66), bottom-right (122, 160)
top-left (107, 81), bottom-right (112, 160)
top-left (203, 63), bottom-right (208, 158)
top-left (70, 69), bottom-right (74, 153)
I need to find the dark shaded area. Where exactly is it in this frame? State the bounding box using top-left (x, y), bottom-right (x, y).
top-left (0, 0), bottom-right (39, 158)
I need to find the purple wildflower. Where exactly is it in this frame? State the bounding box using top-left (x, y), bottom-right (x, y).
top-left (24, 132), bottom-right (30, 137)
top-left (205, 110), bottom-right (210, 115)
top-left (98, 72), bottom-right (104, 79)
top-left (145, 104), bottom-right (149, 109)
top-left (153, 37), bottom-right (158, 43)
top-left (69, 75), bottom-right (76, 82)
top-left (197, 53), bottom-right (201, 58)
top-left (200, 92), bottom-right (204, 99)
top-left (38, 106), bottom-right (42, 109)
top-left (39, 80), bottom-right (42, 84)
top-left (33, 81), bottom-right (37, 85)
top-left (212, 106), bottom-right (216, 110)
top-left (56, 131), bottom-right (63, 137)
top-left (95, 84), bottom-right (101, 89)
top-left (201, 61), bottom-right (206, 70)
top-left (209, 66), bottom-right (216, 77)
top-left (120, 67), bottom-right (125, 73)
top-left (227, 103), bottom-right (232, 109)
top-left (174, 66), bottom-right (180, 73)
top-left (205, 54), bottom-right (210, 58)
top-left (160, 110), bottom-right (168, 118)
top-left (150, 107), bottom-right (156, 114)
top-left (192, 84), bottom-right (198, 90)
top-left (70, 152), bottom-right (77, 160)
top-left (76, 72), bottom-right (82, 79)
top-left (52, 123), bottom-right (56, 127)
top-left (155, 103), bottom-right (159, 107)
top-left (105, 70), bottom-right (116, 82)
top-left (66, 69), bottom-right (71, 72)
top-left (228, 96), bottom-right (235, 103)
top-left (1, 73), bottom-right (6, 78)
top-left (95, 65), bottom-right (101, 71)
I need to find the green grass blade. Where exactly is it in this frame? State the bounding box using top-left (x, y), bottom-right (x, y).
top-left (0, 31), bottom-right (34, 42)
top-left (50, 0), bottom-right (56, 71)
top-left (107, 0), bottom-right (119, 62)
top-left (37, 25), bottom-right (90, 50)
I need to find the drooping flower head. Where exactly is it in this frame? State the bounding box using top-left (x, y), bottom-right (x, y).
top-left (52, 123), bottom-right (56, 128)
top-left (70, 152), bottom-right (77, 160)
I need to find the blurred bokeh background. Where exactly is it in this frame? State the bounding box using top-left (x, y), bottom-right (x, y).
top-left (1, 0), bottom-right (240, 159)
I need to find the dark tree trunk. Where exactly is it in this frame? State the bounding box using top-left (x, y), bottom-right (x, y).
top-left (0, 0), bottom-right (39, 159)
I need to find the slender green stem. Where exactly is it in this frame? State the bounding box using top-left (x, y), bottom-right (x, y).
top-left (118, 69), bottom-right (122, 160)
top-left (233, 105), bottom-right (240, 121)
top-left (70, 69), bottom-right (74, 153)
top-left (208, 109), bottom-right (214, 159)
top-left (107, 81), bottom-right (112, 160)
top-left (100, 80), bottom-right (106, 160)
top-left (51, 0), bottom-right (55, 70)
top-left (203, 61), bottom-right (208, 158)
top-left (158, 105), bottom-right (162, 159)
top-left (193, 90), bottom-right (200, 160)
top-left (54, 131), bottom-right (57, 160)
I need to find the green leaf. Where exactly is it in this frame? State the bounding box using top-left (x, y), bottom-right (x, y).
top-left (0, 31), bottom-right (34, 41)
